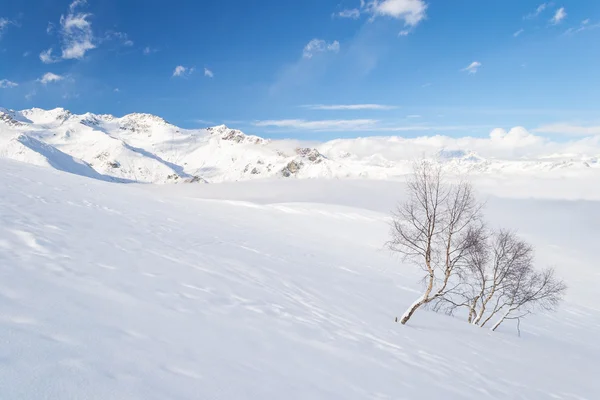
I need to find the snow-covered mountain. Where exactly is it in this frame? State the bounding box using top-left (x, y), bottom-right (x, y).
top-left (1, 107), bottom-right (599, 183)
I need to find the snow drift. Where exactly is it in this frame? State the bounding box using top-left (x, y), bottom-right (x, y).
top-left (0, 158), bottom-right (599, 399)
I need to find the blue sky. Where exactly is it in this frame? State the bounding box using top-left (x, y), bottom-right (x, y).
top-left (1, 0), bottom-right (599, 140)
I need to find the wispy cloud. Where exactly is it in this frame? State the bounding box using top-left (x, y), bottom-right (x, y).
top-left (461, 61), bottom-right (481, 74)
top-left (524, 3), bottom-right (548, 19)
top-left (204, 67), bottom-right (214, 78)
top-left (43, 0), bottom-right (132, 61)
top-left (22, 51), bottom-right (31, 57)
top-left (303, 104), bottom-right (398, 111)
top-left (37, 72), bottom-right (65, 84)
top-left (40, 48), bottom-right (61, 64)
top-left (193, 119), bottom-right (215, 126)
top-left (533, 123), bottom-right (600, 137)
top-left (551, 7), bottom-right (567, 25)
top-left (0, 79), bottom-right (18, 88)
top-left (102, 30), bottom-right (134, 46)
top-left (513, 28), bottom-right (524, 37)
top-left (59, 0), bottom-right (96, 59)
top-left (332, 8), bottom-right (360, 19)
top-left (335, 0), bottom-right (428, 35)
top-left (563, 19), bottom-right (599, 36)
top-left (254, 118), bottom-right (490, 133)
top-left (0, 17), bottom-right (18, 39)
top-left (173, 65), bottom-right (195, 77)
top-left (334, 9), bottom-right (361, 19)
top-left (254, 119), bottom-right (379, 131)
top-left (143, 46), bottom-right (158, 55)
top-left (364, 0), bottom-right (428, 27)
top-left (303, 39), bottom-right (340, 59)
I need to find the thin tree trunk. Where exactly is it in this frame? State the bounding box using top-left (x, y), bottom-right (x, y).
top-left (399, 272), bottom-right (434, 325)
top-left (491, 309), bottom-right (513, 331)
top-left (400, 298), bottom-right (426, 324)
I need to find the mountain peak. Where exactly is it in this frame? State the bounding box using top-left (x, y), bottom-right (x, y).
top-left (121, 113), bottom-right (170, 126)
top-left (207, 125), bottom-right (268, 145)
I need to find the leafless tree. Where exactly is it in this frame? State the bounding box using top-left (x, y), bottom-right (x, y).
top-left (388, 160), bottom-right (567, 331)
top-left (433, 229), bottom-right (567, 332)
top-left (387, 160), bottom-right (484, 325)
top-left (489, 265), bottom-right (566, 331)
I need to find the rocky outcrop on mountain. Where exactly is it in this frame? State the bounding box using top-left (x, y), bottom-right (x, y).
top-left (208, 125), bottom-right (268, 145)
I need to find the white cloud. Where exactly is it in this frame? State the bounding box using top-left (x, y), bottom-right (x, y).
top-left (143, 46), bottom-right (158, 55)
top-left (461, 61), bottom-right (481, 74)
top-left (102, 31), bottom-right (133, 46)
top-left (0, 79), bottom-right (18, 88)
top-left (37, 72), bottom-right (64, 84)
top-left (0, 17), bottom-right (18, 38)
top-left (364, 0), bottom-right (427, 27)
top-left (173, 66), bottom-right (186, 77)
top-left (489, 127), bottom-right (542, 146)
top-left (193, 119), bottom-right (215, 125)
top-left (173, 65), bottom-right (194, 77)
top-left (204, 68), bottom-right (214, 78)
top-left (25, 90), bottom-right (36, 100)
top-left (23, 51), bottom-right (31, 57)
top-left (513, 28), bottom-right (524, 37)
top-left (304, 104), bottom-right (397, 111)
top-left (398, 30), bottom-right (410, 36)
top-left (254, 119), bottom-right (379, 131)
top-left (303, 39), bottom-right (340, 59)
top-left (62, 92), bottom-right (80, 99)
top-left (114, 88), bottom-right (120, 92)
top-left (335, 9), bottom-right (361, 19)
top-left (0, 18), bottom-right (9, 32)
top-left (44, 0), bottom-right (128, 60)
top-left (69, 0), bottom-right (87, 12)
top-left (563, 19), bottom-right (599, 36)
top-left (533, 123), bottom-right (600, 137)
top-left (551, 7), bottom-right (567, 24)
top-left (524, 3), bottom-right (548, 19)
top-left (406, 114), bottom-right (421, 118)
top-left (253, 119), bottom-right (492, 134)
top-left (40, 48), bottom-right (61, 64)
top-left (58, 0), bottom-right (95, 59)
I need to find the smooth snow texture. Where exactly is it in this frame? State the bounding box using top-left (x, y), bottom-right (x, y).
top-left (1, 159), bottom-right (599, 399)
top-left (1, 107), bottom-right (600, 184)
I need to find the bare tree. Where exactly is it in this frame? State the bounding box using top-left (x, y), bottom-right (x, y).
top-left (469, 230), bottom-right (534, 327)
top-left (387, 160), bottom-right (484, 325)
top-left (388, 160), bottom-right (567, 331)
top-left (489, 265), bottom-right (566, 331)
top-left (433, 228), bottom-right (567, 333)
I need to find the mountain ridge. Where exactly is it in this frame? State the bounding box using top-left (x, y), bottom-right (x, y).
top-left (1, 107), bottom-right (599, 184)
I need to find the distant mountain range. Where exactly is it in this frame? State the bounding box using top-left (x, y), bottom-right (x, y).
top-left (1, 107), bottom-right (598, 183)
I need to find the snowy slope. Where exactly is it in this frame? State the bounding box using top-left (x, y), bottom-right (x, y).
top-left (1, 158), bottom-right (599, 399)
top-left (1, 107), bottom-right (600, 184)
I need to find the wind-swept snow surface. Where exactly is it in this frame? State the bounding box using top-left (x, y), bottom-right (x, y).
top-left (1, 159), bottom-right (599, 399)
